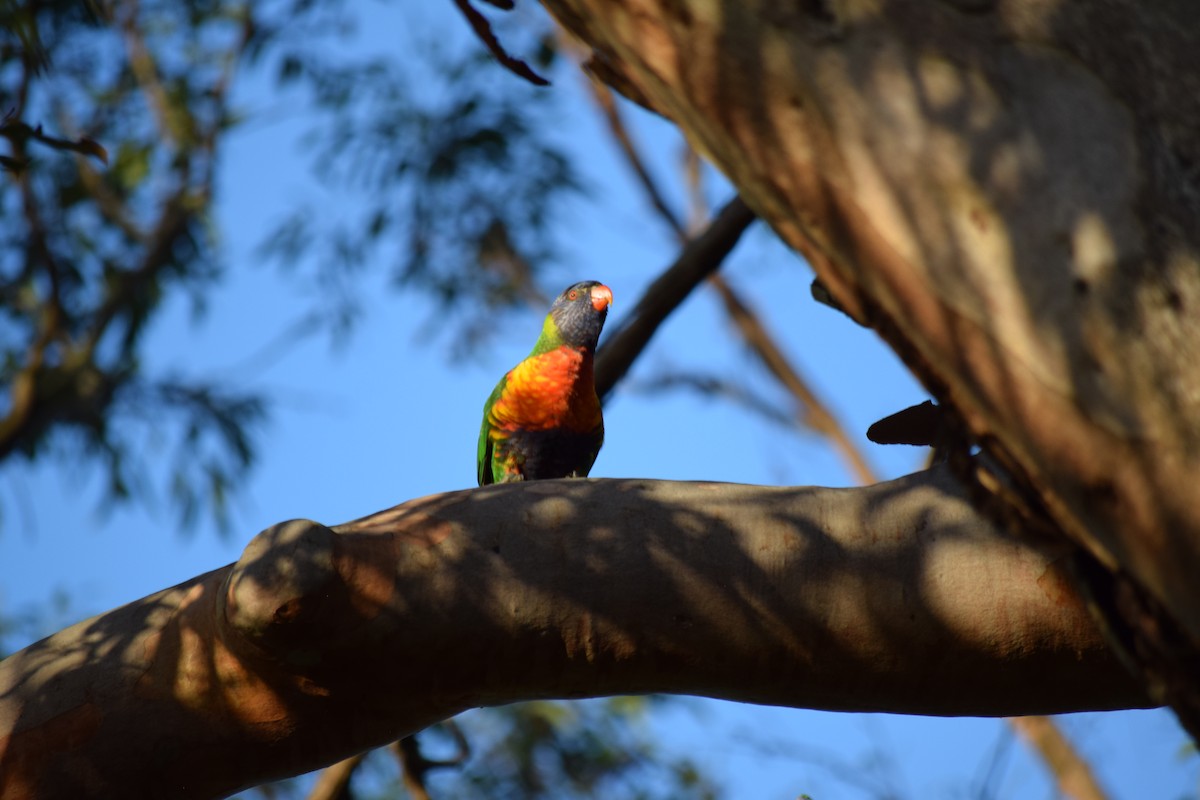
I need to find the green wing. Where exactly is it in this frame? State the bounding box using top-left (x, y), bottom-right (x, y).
top-left (477, 374), bottom-right (507, 486)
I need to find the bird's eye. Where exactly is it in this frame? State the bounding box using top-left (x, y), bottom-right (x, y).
top-left (568, 289), bottom-right (579, 300)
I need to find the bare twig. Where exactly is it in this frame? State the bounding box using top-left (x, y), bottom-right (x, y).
top-left (676, 139), bottom-right (878, 480)
top-left (682, 145), bottom-right (706, 232)
top-left (74, 155), bottom-right (145, 240)
top-left (393, 739), bottom-right (433, 800)
top-left (390, 724), bottom-right (471, 800)
top-left (118, 0), bottom-right (181, 146)
top-left (1007, 716), bottom-right (1110, 800)
top-left (305, 753), bottom-right (364, 800)
top-left (451, 0), bottom-right (549, 86)
top-left (578, 75), bottom-right (876, 483)
top-left (81, 196), bottom-right (190, 359)
top-left (580, 72), bottom-right (685, 236)
top-left (0, 119), bottom-right (107, 166)
top-left (0, 62), bottom-right (67, 461)
top-left (635, 371), bottom-right (795, 428)
top-left (709, 274), bottom-right (879, 485)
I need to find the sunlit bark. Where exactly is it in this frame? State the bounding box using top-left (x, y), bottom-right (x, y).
top-left (540, 0), bottom-right (1200, 727)
top-left (0, 470), bottom-right (1146, 799)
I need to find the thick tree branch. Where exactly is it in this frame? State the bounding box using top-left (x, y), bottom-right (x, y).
top-left (0, 468), bottom-right (1149, 799)
top-left (538, 0), bottom-right (1200, 730)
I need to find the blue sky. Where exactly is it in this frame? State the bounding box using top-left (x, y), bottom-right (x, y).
top-left (2, 1), bottom-right (1196, 797)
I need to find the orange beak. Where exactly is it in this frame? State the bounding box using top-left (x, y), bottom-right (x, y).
top-left (591, 284), bottom-right (613, 312)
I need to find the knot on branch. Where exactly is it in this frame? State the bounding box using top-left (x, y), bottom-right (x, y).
top-left (223, 518), bottom-right (343, 666)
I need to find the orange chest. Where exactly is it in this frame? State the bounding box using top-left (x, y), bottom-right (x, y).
top-left (492, 347), bottom-right (601, 432)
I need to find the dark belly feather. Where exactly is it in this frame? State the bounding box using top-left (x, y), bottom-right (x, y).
top-left (501, 426), bottom-right (603, 480)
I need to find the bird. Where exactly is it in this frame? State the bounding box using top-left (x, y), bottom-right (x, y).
top-left (477, 280), bottom-right (613, 485)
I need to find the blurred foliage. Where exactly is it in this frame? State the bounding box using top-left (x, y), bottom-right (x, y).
top-left (245, 699), bottom-right (719, 800)
top-left (433, 699), bottom-right (716, 799)
top-left (0, 0), bottom-right (264, 530)
top-left (0, 0), bottom-right (578, 527)
top-left (259, 15), bottom-right (580, 352)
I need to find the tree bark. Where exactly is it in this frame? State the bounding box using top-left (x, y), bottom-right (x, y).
top-left (0, 469), bottom-right (1148, 799)
top-left (539, 0), bottom-right (1200, 720)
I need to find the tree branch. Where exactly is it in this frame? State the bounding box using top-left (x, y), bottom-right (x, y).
top-left (577, 71), bottom-right (687, 238)
top-left (594, 193), bottom-right (755, 398)
top-left (0, 468), bottom-right (1149, 798)
top-left (576, 74), bottom-right (878, 485)
top-left (1007, 716), bottom-right (1109, 800)
top-left (304, 753), bottom-right (364, 800)
top-left (451, 0), bottom-right (550, 86)
top-left (391, 729), bottom-right (469, 800)
top-left (119, 0), bottom-right (182, 148)
top-left (708, 274), bottom-right (880, 485)
top-left (537, 0), bottom-right (1200, 733)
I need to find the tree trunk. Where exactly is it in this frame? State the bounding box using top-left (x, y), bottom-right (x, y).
top-left (0, 470), bottom-right (1147, 799)
top-left (540, 0), bottom-right (1200, 725)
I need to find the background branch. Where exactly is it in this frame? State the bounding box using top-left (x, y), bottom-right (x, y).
top-left (1007, 716), bottom-right (1109, 800)
top-left (304, 753), bottom-right (364, 800)
top-left (594, 194), bottom-right (755, 398)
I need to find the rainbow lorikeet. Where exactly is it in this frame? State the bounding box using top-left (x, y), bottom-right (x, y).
top-left (477, 281), bottom-right (613, 485)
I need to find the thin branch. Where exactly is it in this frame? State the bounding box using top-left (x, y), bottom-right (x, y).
top-left (305, 753), bottom-right (365, 800)
top-left (392, 738), bottom-right (433, 800)
top-left (579, 78), bottom-right (760, 404)
top-left (709, 274), bottom-right (880, 485)
top-left (1007, 717), bottom-right (1110, 800)
top-left (682, 145), bottom-right (706, 232)
top-left (634, 371), bottom-right (796, 429)
top-left (74, 155), bottom-right (146, 241)
top-left (58, 90), bottom-right (144, 240)
top-left (580, 73), bottom-right (685, 237)
top-left (0, 62), bottom-right (67, 461)
top-left (970, 722), bottom-right (1016, 800)
top-left (676, 137), bottom-right (880, 482)
top-left (118, 0), bottom-right (180, 147)
top-left (390, 724), bottom-right (471, 800)
top-left (577, 75), bottom-right (877, 483)
top-left (81, 196), bottom-right (190, 358)
top-left (0, 119), bottom-right (107, 166)
top-left (594, 194), bottom-right (755, 398)
top-left (451, 0), bottom-right (549, 86)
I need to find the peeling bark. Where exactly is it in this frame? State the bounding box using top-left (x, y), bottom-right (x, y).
top-left (540, 0), bottom-right (1200, 720)
top-left (0, 470), bottom-right (1147, 798)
